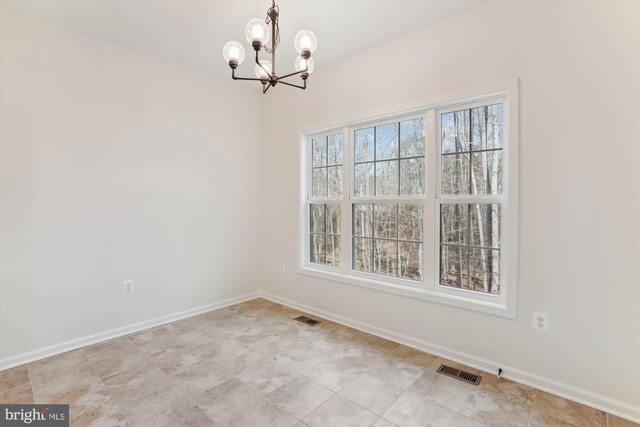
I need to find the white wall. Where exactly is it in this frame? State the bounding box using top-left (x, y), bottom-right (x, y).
top-left (259, 0), bottom-right (640, 415)
top-left (0, 8), bottom-right (262, 360)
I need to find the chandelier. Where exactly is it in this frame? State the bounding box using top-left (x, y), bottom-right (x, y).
top-left (222, 0), bottom-right (317, 94)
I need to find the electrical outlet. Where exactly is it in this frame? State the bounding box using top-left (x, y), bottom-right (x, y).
top-left (124, 279), bottom-right (135, 294)
top-left (279, 263), bottom-right (286, 273)
top-left (532, 311), bottom-right (549, 332)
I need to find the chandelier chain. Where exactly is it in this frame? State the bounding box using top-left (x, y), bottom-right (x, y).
top-left (265, 0), bottom-right (280, 53)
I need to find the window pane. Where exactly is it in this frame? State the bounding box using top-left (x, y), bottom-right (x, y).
top-left (374, 204), bottom-right (398, 239)
top-left (312, 136), bottom-right (327, 167)
top-left (471, 104), bottom-right (505, 151)
top-left (400, 158), bottom-right (425, 196)
top-left (441, 112), bottom-right (456, 154)
top-left (310, 202), bottom-right (341, 268)
top-left (454, 110), bottom-right (471, 151)
top-left (400, 119), bottom-right (425, 158)
top-left (440, 245), bottom-right (469, 289)
top-left (312, 168), bottom-right (328, 197)
top-left (355, 128), bottom-right (374, 163)
top-left (470, 204), bottom-right (501, 249)
top-left (441, 110), bottom-right (470, 154)
top-left (441, 153), bottom-right (470, 194)
top-left (376, 123), bottom-right (398, 160)
top-left (440, 204), bottom-right (468, 246)
top-left (328, 133), bottom-right (344, 166)
top-left (326, 235), bottom-right (341, 267)
top-left (353, 237), bottom-right (373, 272)
top-left (399, 242), bottom-right (422, 281)
top-left (375, 160), bottom-right (399, 196)
top-left (469, 248), bottom-right (500, 294)
top-left (471, 105), bottom-right (504, 151)
top-left (310, 234), bottom-right (325, 264)
top-left (354, 162), bottom-right (374, 197)
top-left (326, 203), bottom-right (341, 235)
top-left (353, 204), bottom-right (373, 237)
top-left (328, 166), bottom-right (343, 197)
top-left (487, 104), bottom-right (504, 150)
top-left (471, 107), bottom-right (487, 151)
top-left (374, 239), bottom-right (398, 276)
top-left (398, 204), bottom-right (423, 242)
top-left (471, 150), bottom-right (503, 195)
top-left (310, 204), bottom-right (326, 233)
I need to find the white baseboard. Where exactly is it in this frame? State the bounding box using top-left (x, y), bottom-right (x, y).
top-left (259, 292), bottom-right (640, 424)
top-left (0, 292), bottom-right (260, 371)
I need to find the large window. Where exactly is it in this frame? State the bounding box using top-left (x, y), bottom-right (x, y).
top-left (301, 86), bottom-right (517, 317)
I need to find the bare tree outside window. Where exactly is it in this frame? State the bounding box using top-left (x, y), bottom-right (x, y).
top-left (352, 118), bottom-right (425, 281)
top-left (440, 104), bottom-right (503, 294)
top-left (310, 132), bottom-right (343, 267)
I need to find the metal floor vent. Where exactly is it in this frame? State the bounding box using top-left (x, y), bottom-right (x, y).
top-left (436, 364), bottom-right (482, 385)
top-left (294, 315), bottom-right (320, 326)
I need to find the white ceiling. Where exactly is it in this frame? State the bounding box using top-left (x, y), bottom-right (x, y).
top-left (1, 0), bottom-right (482, 78)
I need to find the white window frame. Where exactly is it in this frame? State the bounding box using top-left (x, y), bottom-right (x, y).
top-left (298, 80), bottom-right (519, 318)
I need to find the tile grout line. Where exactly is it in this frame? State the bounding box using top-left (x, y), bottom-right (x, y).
top-left (129, 321), bottom-right (412, 427)
top-left (145, 356), bottom-right (215, 425)
top-left (260, 345), bottom-right (337, 423)
top-left (462, 386), bottom-right (536, 427)
top-left (136, 318), bottom-right (237, 426)
top-left (82, 348), bottom-right (132, 427)
top-left (370, 376), bottom-right (427, 425)
top-left (90, 328), bottom-right (219, 425)
top-left (280, 318), bottom-right (431, 424)
top-left (526, 388), bottom-right (539, 427)
top-left (159, 310), bottom-right (303, 425)
top-left (310, 370), bottom-right (392, 422)
top-left (261, 376), bottom-right (330, 424)
top-left (224, 313), bottom-right (331, 424)
top-left (25, 364), bottom-right (35, 404)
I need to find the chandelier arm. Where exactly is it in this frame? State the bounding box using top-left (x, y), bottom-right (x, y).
top-left (279, 79), bottom-right (306, 90)
top-left (262, 83), bottom-right (271, 94)
top-left (231, 69), bottom-right (263, 82)
top-left (277, 67), bottom-right (309, 80)
top-left (254, 51), bottom-right (272, 77)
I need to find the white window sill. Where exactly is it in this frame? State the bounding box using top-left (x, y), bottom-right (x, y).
top-left (298, 265), bottom-right (516, 319)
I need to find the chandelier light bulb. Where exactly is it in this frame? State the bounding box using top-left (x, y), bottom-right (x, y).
top-left (223, 41), bottom-right (245, 65)
top-left (245, 18), bottom-right (270, 45)
top-left (294, 56), bottom-right (315, 74)
top-left (255, 60), bottom-right (272, 79)
top-left (294, 30), bottom-right (317, 54)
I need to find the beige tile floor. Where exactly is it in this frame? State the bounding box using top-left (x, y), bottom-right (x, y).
top-left (0, 298), bottom-right (637, 427)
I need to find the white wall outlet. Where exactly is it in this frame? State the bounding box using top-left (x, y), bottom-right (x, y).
top-left (124, 279), bottom-right (135, 294)
top-left (279, 263), bottom-right (286, 273)
top-left (532, 311), bottom-right (549, 332)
